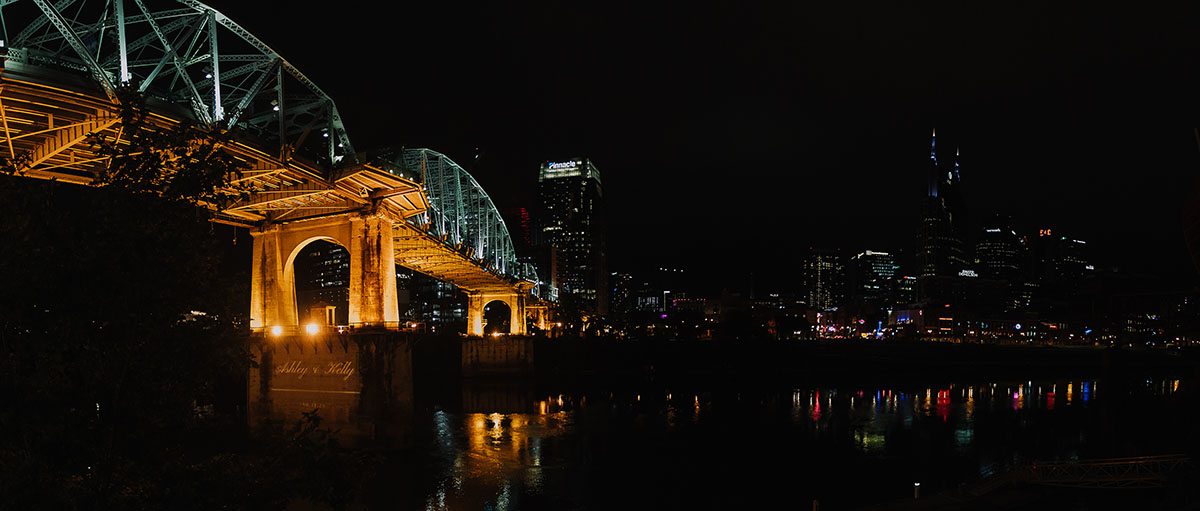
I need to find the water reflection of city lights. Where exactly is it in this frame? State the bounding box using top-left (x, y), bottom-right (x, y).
top-left (413, 378), bottom-right (1196, 510)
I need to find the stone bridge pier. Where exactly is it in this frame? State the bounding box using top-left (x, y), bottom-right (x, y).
top-left (467, 288), bottom-right (530, 336)
top-left (250, 212), bottom-right (399, 332)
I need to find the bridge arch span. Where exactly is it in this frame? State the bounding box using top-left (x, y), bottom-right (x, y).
top-left (250, 214), bottom-right (397, 332)
top-left (284, 235), bottom-right (349, 327)
top-left (482, 300), bottom-right (512, 335)
top-left (3, 2), bottom-right (543, 336)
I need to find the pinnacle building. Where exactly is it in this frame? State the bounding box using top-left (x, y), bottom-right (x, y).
top-left (537, 158), bottom-right (607, 315)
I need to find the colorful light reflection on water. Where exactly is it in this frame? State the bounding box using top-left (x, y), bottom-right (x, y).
top-left (393, 377), bottom-right (1187, 510)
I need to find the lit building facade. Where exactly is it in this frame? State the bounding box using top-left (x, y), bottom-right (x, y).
top-left (804, 248), bottom-right (845, 311)
top-left (894, 275), bottom-right (918, 307)
top-left (849, 250), bottom-right (898, 304)
top-left (398, 267), bottom-right (467, 332)
top-left (293, 240), bottom-right (350, 325)
top-left (974, 215), bottom-right (1023, 281)
top-left (537, 158), bottom-right (608, 315)
top-left (1031, 229), bottom-right (1092, 299)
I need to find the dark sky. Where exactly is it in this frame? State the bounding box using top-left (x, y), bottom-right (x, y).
top-left (209, 1), bottom-right (1200, 292)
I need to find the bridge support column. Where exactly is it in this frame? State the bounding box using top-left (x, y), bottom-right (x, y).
top-left (467, 292), bottom-right (485, 337)
top-left (249, 213), bottom-right (396, 333)
top-left (348, 213), bottom-right (399, 328)
top-left (530, 305), bottom-right (549, 332)
top-left (509, 292), bottom-right (527, 336)
top-left (250, 224), bottom-right (296, 330)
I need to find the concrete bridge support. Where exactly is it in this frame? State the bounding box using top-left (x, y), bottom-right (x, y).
top-left (467, 290), bottom-right (527, 336)
top-left (528, 305), bottom-right (549, 332)
top-left (250, 212), bottom-right (399, 332)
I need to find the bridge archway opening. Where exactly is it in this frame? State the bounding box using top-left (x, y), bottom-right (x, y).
top-left (286, 237), bottom-right (350, 327)
top-left (483, 300), bottom-right (512, 335)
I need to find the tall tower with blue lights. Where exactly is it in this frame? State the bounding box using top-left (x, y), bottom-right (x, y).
top-left (917, 129), bottom-right (968, 279)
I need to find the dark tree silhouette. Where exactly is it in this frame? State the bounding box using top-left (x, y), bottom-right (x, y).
top-left (0, 89), bottom-right (370, 510)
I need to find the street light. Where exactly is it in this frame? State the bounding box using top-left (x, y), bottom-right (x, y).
top-left (270, 325), bottom-right (283, 337)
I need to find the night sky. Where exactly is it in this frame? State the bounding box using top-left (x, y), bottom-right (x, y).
top-left (208, 1), bottom-right (1200, 292)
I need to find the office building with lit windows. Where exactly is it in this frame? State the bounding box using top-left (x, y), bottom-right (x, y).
top-left (537, 158), bottom-right (608, 315)
top-left (849, 250), bottom-right (898, 304)
top-left (293, 240), bottom-right (350, 325)
top-left (1031, 229), bottom-right (1092, 299)
top-left (974, 215), bottom-right (1023, 281)
top-left (804, 248), bottom-right (845, 311)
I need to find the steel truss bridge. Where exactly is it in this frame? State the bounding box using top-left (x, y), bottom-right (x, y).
top-left (0, 0), bottom-right (541, 332)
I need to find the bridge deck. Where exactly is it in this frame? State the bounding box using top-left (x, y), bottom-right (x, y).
top-left (1, 67), bottom-right (522, 295)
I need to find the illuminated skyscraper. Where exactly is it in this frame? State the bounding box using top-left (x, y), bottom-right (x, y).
top-left (537, 158), bottom-right (608, 315)
top-left (917, 129), bottom-right (968, 278)
top-left (974, 215), bottom-right (1022, 281)
top-left (293, 240), bottom-right (350, 325)
top-left (849, 250), bottom-right (898, 303)
top-left (1031, 229), bottom-right (1092, 299)
top-left (804, 248), bottom-right (845, 311)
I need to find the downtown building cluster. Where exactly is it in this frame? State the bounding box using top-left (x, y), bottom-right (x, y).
top-left (774, 130), bottom-right (1200, 346)
top-left (599, 130), bottom-right (1200, 346)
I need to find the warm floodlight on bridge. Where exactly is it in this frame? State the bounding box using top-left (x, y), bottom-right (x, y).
top-left (305, 323), bottom-right (320, 335)
top-left (270, 325), bottom-right (283, 337)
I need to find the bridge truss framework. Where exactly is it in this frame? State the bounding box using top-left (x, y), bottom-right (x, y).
top-left (0, 0), bottom-right (543, 333)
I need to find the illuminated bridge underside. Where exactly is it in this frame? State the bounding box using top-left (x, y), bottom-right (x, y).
top-left (398, 148), bottom-right (536, 286)
top-left (1, 71), bottom-right (526, 296)
top-left (0, 0), bottom-right (538, 328)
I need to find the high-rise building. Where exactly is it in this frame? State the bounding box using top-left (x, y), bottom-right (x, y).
top-left (917, 129), bottom-right (968, 278)
top-left (499, 207), bottom-right (533, 249)
top-left (849, 250), bottom-right (898, 304)
top-left (609, 272), bottom-right (635, 317)
top-left (537, 158), bottom-right (607, 315)
top-left (894, 275), bottom-right (918, 307)
top-left (398, 266), bottom-right (466, 332)
top-left (1031, 229), bottom-right (1092, 299)
top-left (293, 240), bottom-right (349, 325)
top-left (974, 215), bottom-right (1022, 281)
top-left (804, 248), bottom-right (845, 311)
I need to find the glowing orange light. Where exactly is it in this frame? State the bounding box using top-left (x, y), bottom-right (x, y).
top-left (270, 325), bottom-right (283, 336)
top-left (305, 323), bottom-right (319, 335)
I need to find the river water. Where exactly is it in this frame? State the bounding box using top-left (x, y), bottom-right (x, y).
top-left (361, 375), bottom-right (1195, 510)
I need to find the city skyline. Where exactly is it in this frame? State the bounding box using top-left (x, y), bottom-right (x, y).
top-left (4, 3), bottom-right (1200, 509)
top-left (201, 1), bottom-right (1200, 292)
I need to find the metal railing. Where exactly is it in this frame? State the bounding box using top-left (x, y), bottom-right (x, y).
top-left (1021, 454), bottom-right (1191, 489)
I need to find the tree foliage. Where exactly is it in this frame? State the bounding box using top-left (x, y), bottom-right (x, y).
top-left (87, 87), bottom-right (250, 205)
